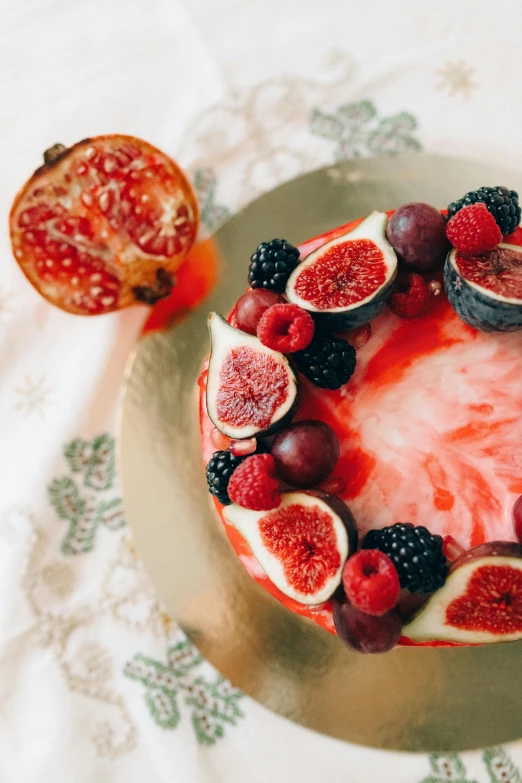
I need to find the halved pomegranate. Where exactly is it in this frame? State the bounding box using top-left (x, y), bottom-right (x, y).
top-left (10, 135), bottom-right (199, 315)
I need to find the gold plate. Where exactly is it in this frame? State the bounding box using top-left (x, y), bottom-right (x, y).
top-left (119, 155), bottom-right (522, 752)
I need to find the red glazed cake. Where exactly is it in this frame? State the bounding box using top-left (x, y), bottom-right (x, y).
top-left (200, 190), bottom-right (522, 652)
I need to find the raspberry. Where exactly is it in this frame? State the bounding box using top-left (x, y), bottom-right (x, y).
top-left (446, 203), bottom-right (502, 254)
top-left (388, 273), bottom-right (431, 319)
top-left (342, 550), bottom-right (400, 617)
top-left (448, 186), bottom-right (520, 236)
top-left (227, 453), bottom-right (281, 511)
top-left (257, 303), bottom-right (315, 353)
top-left (363, 523), bottom-right (448, 594)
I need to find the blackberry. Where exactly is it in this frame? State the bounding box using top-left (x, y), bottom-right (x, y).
top-left (294, 332), bottom-right (356, 390)
top-left (205, 443), bottom-right (267, 505)
top-left (363, 523), bottom-right (448, 594)
top-left (248, 238), bottom-right (300, 293)
top-left (448, 186), bottom-right (521, 236)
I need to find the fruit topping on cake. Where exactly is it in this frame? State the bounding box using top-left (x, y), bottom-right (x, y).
top-left (447, 186), bottom-right (521, 237)
top-left (387, 272), bottom-right (433, 319)
top-left (403, 542), bottom-right (522, 643)
top-left (363, 523), bottom-right (447, 595)
top-left (294, 332), bottom-right (356, 389)
top-left (341, 549), bottom-right (400, 616)
top-left (227, 453), bottom-right (281, 511)
top-left (257, 303), bottom-right (315, 353)
top-left (386, 202), bottom-right (450, 270)
top-left (235, 289), bottom-right (286, 334)
top-left (201, 183), bottom-right (522, 652)
top-left (444, 243), bottom-right (522, 332)
top-left (223, 491), bottom-right (357, 605)
top-left (10, 135), bottom-right (198, 315)
top-left (286, 211), bottom-right (398, 329)
top-left (248, 238), bottom-right (300, 292)
top-left (446, 203), bottom-right (502, 254)
top-left (332, 597), bottom-right (403, 654)
top-left (271, 420), bottom-right (340, 489)
top-left (206, 312), bottom-right (299, 439)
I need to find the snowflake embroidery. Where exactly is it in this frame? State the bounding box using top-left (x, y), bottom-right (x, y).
top-left (124, 638), bottom-right (244, 744)
top-left (310, 99), bottom-right (422, 161)
top-left (48, 434), bottom-right (125, 554)
top-left (15, 375), bottom-right (53, 418)
top-left (435, 60), bottom-right (477, 98)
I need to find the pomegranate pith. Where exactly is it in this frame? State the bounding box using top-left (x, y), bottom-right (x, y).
top-left (10, 134), bottom-right (199, 315)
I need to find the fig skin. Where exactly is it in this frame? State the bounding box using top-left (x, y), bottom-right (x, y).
top-left (450, 541), bottom-right (522, 571)
top-left (304, 490), bottom-right (359, 556)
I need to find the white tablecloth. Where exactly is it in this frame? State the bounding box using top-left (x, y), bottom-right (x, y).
top-left (2, 1), bottom-right (522, 780)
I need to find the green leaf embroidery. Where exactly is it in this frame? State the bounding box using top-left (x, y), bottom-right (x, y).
top-left (97, 497), bottom-right (126, 531)
top-left (63, 438), bottom-right (91, 475)
top-left (145, 689), bottom-right (180, 730)
top-left (48, 477), bottom-right (85, 521)
top-left (420, 753), bottom-right (478, 783)
top-left (368, 112), bottom-right (422, 156)
top-left (483, 747), bottom-right (522, 783)
top-left (84, 434), bottom-right (115, 491)
top-left (124, 641), bottom-right (244, 744)
top-left (310, 99), bottom-right (422, 161)
top-left (60, 497), bottom-right (100, 555)
top-left (191, 711), bottom-right (224, 745)
top-left (168, 639), bottom-right (203, 677)
top-left (49, 433), bottom-right (126, 554)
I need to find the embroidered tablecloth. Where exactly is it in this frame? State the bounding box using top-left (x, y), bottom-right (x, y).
top-left (2, 1), bottom-right (522, 780)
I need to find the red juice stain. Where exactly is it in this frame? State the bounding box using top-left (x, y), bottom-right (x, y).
top-left (143, 238), bottom-right (218, 334)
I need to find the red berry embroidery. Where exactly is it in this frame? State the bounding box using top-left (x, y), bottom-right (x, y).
top-left (446, 203), bottom-right (502, 254)
top-left (342, 549), bottom-right (400, 616)
top-left (257, 303), bottom-right (315, 353)
top-left (228, 453), bottom-right (281, 511)
top-left (388, 273), bottom-right (432, 319)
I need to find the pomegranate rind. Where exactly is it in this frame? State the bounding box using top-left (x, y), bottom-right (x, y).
top-left (10, 134), bottom-right (199, 315)
top-left (223, 491), bottom-right (352, 605)
top-left (206, 313), bottom-right (299, 440)
top-left (444, 244), bottom-right (522, 332)
top-left (403, 551), bottom-right (522, 644)
top-left (286, 211), bottom-right (397, 330)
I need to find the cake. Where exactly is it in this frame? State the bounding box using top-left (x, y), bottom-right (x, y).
top-left (199, 190), bottom-right (522, 653)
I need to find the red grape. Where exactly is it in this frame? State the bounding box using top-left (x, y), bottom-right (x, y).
top-left (512, 495), bottom-right (522, 542)
top-left (386, 203), bottom-right (450, 270)
top-left (271, 420), bottom-right (340, 488)
top-left (235, 289), bottom-right (285, 335)
top-left (332, 597), bottom-right (402, 653)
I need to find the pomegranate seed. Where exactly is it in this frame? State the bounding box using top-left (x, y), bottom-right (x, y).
top-left (229, 439), bottom-right (258, 457)
top-left (442, 535), bottom-right (466, 562)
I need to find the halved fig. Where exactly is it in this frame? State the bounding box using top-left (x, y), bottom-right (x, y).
top-left (286, 211), bottom-right (398, 329)
top-left (403, 542), bottom-right (522, 644)
top-left (206, 313), bottom-right (299, 440)
top-left (223, 491), bottom-right (358, 605)
top-left (444, 244), bottom-right (522, 332)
